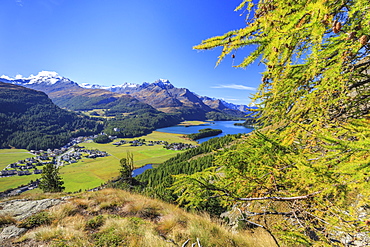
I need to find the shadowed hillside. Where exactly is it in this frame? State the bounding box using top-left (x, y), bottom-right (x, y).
top-left (0, 82), bottom-right (103, 150)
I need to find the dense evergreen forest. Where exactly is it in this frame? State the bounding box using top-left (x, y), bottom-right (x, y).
top-left (234, 117), bottom-right (259, 127)
top-left (205, 110), bottom-right (242, 121)
top-left (135, 134), bottom-right (242, 214)
top-left (0, 82), bottom-right (103, 150)
top-left (103, 109), bottom-right (181, 138)
top-left (186, 128), bottom-right (222, 140)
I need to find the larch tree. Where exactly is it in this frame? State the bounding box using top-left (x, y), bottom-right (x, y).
top-left (172, 0), bottom-right (370, 245)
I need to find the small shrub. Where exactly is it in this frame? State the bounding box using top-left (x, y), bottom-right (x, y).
top-left (51, 239), bottom-right (69, 247)
top-left (19, 212), bottom-right (52, 229)
top-left (85, 215), bottom-right (105, 230)
top-left (94, 228), bottom-right (125, 247)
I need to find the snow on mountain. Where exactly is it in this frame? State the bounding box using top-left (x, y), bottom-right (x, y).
top-left (79, 83), bottom-right (106, 89)
top-left (79, 79), bottom-right (173, 92)
top-left (219, 99), bottom-right (239, 110)
top-left (0, 71), bottom-right (75, 86)
top-left (219, 99), bottom-right (256, 113)
top-left (0, 75), bottom-right (12, 80)
top-left (152, 79), bottom-right (173, 89)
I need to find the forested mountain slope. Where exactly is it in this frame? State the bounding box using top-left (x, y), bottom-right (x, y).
top-left (0, 82), bottom-right (103, 150)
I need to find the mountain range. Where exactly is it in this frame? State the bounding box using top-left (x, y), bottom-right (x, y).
top-left (80, 79), bottom-right (254, 114)
top-left (0, 71), bottom-right (254, 120)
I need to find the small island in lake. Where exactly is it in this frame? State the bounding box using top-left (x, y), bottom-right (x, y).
top-left (186, 128), bottom-right (222, 140)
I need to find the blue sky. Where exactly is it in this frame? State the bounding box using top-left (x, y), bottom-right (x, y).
top-left (0, 0), bottom-right (264, 105)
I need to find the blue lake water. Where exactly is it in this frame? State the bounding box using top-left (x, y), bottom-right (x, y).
top-left (156, 120), bottom-right (253, 143)
top-left (132, 164), bottom-right (153, 177)
top-left (132, 121), bottom-right (253, 177)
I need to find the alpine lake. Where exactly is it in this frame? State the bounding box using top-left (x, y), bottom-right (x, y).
top-left (156, 120), bottom-right (253, 143)
top-left (133, 120), bottom-right (253, 176)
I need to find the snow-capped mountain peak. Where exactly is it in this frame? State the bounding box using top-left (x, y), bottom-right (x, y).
top-left (0, 71), bottom-right (80, 90)
top-left (79, 79), bottom-right (173, 91)
top-left (152, 79), bottom-right (173, 89)
top-left (27, 71), bottom-right (65, 85)
top-left (79, 83), bottom-right (105, 89)
top-left (0, 71), bottom-right (72, 85)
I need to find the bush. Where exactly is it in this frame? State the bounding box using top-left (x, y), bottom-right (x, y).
top-left (18, 212), bottom-right (52, 229)
top-left (94, 228), bottom-right (124, 247)
top-left (85, 215), bottom-right (105, 230)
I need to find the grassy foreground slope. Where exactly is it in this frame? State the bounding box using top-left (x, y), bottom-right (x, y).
top-left (7, 188), bottom-right (277, 247)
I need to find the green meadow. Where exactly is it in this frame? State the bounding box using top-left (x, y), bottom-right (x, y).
top-left (0, 149), bottom-right (34, 170)
top-left (0, 131), bottom-right (197, 193)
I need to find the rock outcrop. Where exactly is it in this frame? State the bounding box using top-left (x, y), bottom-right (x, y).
top-left (0, 198), bottom-right (65, 244)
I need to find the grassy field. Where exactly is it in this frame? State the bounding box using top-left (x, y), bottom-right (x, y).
top-left (0, 149), bottom-right (34, 170)
top-left (0, 131), bottom-right (197, 193)
top-left (178, 120), bottom-right (207, 126)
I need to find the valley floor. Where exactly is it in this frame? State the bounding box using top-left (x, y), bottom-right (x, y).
top-left (0, 131), bottom-right (197, 194)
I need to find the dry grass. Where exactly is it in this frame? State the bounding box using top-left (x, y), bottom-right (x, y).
top-left (12, 188), bottom-right (277, 247)
top-left (0, 215), bottom-right (17, 226)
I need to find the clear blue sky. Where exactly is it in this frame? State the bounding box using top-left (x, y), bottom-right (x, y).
top-left (0, 0), bottom-right (264, 105)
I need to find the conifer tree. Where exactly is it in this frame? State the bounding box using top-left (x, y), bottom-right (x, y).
top-left (172, 0), bottom-right (370, 245)
top-left (38, 163), bottom-right (65, 193)
top-left (119, 152), bottom-right (134, 185)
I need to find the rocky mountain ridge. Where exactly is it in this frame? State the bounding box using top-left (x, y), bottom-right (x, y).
top-left (80, 78), bottom-right (254, 113)
top-left (0, 71), bottom-right (254, 119)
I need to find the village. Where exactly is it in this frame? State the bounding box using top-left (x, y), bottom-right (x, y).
top-left (0, 135), bottom-right (196, 178)
top-left (0, 146), bottom-right (109, 178)
top-left (112, 138), bottom-right (197, 151)
top-left (0, 136), bottom-right (109, 178)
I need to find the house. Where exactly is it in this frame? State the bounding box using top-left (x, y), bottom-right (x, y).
top-left (34, 169), bottom-right (42, 174)
top-left (0, 170), bottom-right (17, 176)
top-left (18, 170), bottom-right (31, 176)
top-left (15, 186), bottom-right (29, 193)
top-left (9, 163), bottom-right (18, 168)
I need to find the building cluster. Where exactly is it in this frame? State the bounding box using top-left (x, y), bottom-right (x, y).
top-left (113, 139), bottom-right (166, 146)
top-left (163, 142), bottom-right (197, 151)
top-left (0, 180), bottom-right (40, 198)
top-left (0, 137), bottom-right (109, 178)
top-left (0, 156), bottom-right (50, 177)
top-left (112, 138), bottom-right (197, 151)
